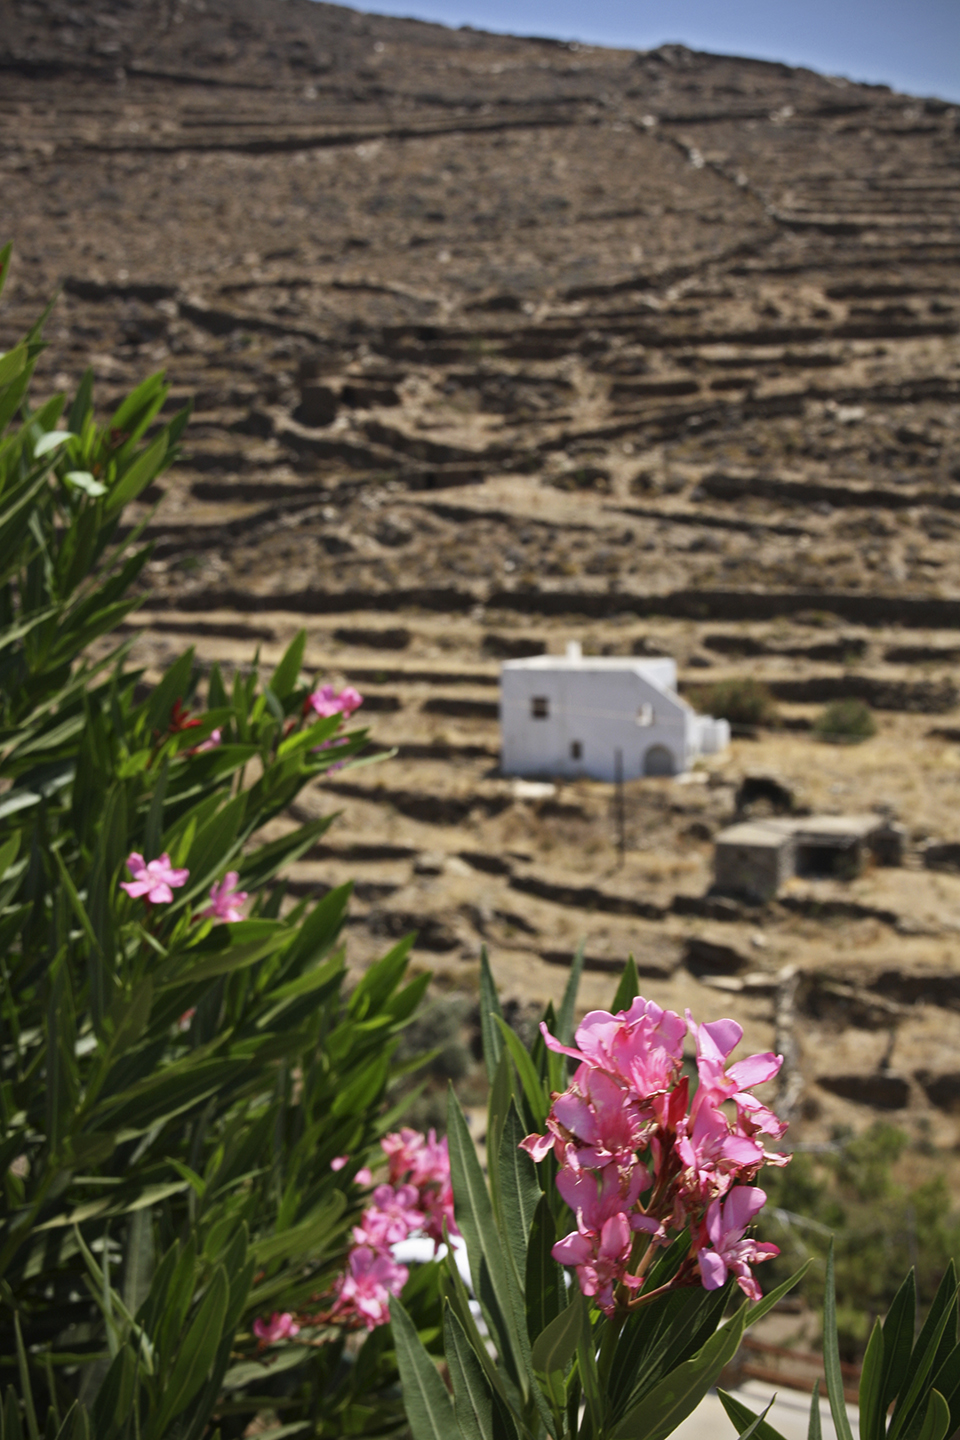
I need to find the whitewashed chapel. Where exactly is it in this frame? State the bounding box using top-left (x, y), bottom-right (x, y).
top-left (500, 642), bottom-right (729, 781)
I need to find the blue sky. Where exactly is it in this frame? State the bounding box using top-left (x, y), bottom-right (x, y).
top-left (349, 0), bottom-right (960, 103)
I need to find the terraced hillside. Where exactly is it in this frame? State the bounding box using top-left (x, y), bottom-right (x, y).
top-left (4, 0), bottom-right (960, 1142)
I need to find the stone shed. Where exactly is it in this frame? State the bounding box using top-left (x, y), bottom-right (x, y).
top-left (714, 813), bottom-right (895, 903)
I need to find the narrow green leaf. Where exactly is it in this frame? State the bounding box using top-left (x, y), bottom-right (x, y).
top-left (270, 629), bottom-right (307, 699)
top-left (610, 955), bottom-right (641, 1014)
top-left (717, 1392), bottom-right (785, 1440)
top-left (916, 1391), bottom-right (952, 1440)
top-left (155, 1265), bottom-right (228, 1432)
top-left (495, 1017), bottom-right (548, 1130)
top-left (525, 1195), bottom-right (563, 1345)
top-left (744, 1260), bottom-right (811, 1329)
top-left (14, 1313), bottom-right (40, 1440)
top-left (390, 1297), bottom-right (454, 1440)
top-left (823, 1242), bottom-right (856, 1440)
top-left (808, 1379), bottom-right (823, 1440)
top-left (104, 430), bottom-right (168, 517)
top-left (611, 1304), bottom-right (748, 1440)
top-left (479, 945), bottom-right (505, 1084)
top-left (0, 344), bottom-right (27, 387)
top-left (881, 1268), bottom-right (918, 1416)
top-left (557, 940), bottom-right (585, 1046)
top-left (530, 1296), bottom-right (583, 1377)
top-left (859, 1318), bottom-right (886, 1440)
top-left (446, 1083), bottom-right (522, 1373)
top-left (497, 1100), bottom-right (542, 1288)
top-left (444, 1303), bottom-right (494, 1440)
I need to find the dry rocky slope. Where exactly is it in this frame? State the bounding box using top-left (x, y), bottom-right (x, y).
top-left (4, 0), bottom-right (960, 1144)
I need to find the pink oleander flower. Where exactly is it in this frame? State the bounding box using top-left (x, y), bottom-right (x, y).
top-left (695, 1186), bottom-right (780, 1301)
top-left (195, 727), bottom-right (222, 752)
top-left (552, 1162), bottom-right (660, 1315)
top-left (328, 1246), bottom-right (409, 1330)
top-left (177, 1007), bottom-right (196, 1033)
top-left (381, 1128), bottom-right (458, 1244)
top-left (201, 871), bottom-right (248, 923)
top-left (306, 684), bottom-right (363, 720)
top-left (541, 997), bottom-right (686, 1105)
top-left (252, 1312), bottom-right (300, 1344)
top-left (522, 994), bottom-right (788, 1316)
top-left (522, 1065), bottom-right (650, 1171)
top-left (353, 1183), bottom-right (424, 1249)
top-left (120, 852), bottom-right (189, 905)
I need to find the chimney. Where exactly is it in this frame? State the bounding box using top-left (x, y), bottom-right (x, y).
top-left (566, 640), bottom-right (582, 661)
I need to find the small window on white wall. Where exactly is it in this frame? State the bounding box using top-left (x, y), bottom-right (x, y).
top-left (570, 740), bottom-right (582, 760)
top-left (636, 704), bottom-right (654, 727)
top-left (531, 696), bottom-right (549, 719)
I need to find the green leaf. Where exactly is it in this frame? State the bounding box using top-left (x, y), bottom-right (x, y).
top-left (479, 945), bottom-right (505, 1084)
top-left (495, 1016), bottom-right (548, 1130)
top-left (610, 955), bottom-right (641, 1014)
top-left (154, 1265), bottom-right (229, 1434)
top-left (881, 1268), bottom-right (918, 1417)
top-left (808, 1380), bottom-right (823, 1440)
top-left (444, 1303), bottom-right (494, 1440)
top-left (270, 629), bottom-right (307, 699)
top-left (611, 1304), bottom-right (748, 1440)
top-left (717, 1392), bottom-right (785, 1440)
top-left (557, 940), bottom-right (585, 1046)
top-left (0, 343), bottom-right (28, 388)
top-left (104, 430), bottom-right (168, 517)
top-left (446, 1083), bottom-right (523, 1379)
top-left (390, 1296), bottom-right (454, 1440)
top-left (859, 1318), bottom-right (886, 1440)
top-left (525, 1195), bottom-right (563, 1345)
top-left (67, 368), bottom-right (94, 433)
top-left (823, 1242), bottom-right (856, 1440)
top-left (744, 1260), bottom-right (811, 1328)
top-left (888, 1265), bottom-right (958, 1440)
top-left (14, 1312), bottom-right (40, 1440)
top-left (530, 1295), bottom-right (583, 1377)
top-left (917, 1391), bottom-right (952, 1440)
top-left (497, 1099), bottom-right (542, 1288)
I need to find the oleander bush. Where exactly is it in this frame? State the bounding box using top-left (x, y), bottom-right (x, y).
top-left (0, 244), bottom-right (439, 1439)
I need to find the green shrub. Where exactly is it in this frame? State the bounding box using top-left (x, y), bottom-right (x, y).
top-left (695, 676), bottom-right (778, 728)
top-left (813, 697), bottom-right (877, 744)
top-left (757, 1122), bottom-right (960, 1360)
top-left (0, 246), bottom-right (437, 1439)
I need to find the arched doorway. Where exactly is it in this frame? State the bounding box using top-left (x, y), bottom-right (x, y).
top-left (644, 744), bottom-right (676, 777)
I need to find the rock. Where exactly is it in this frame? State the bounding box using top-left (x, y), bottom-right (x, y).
top-left (817, 1073), bottom-right (911, 1109)
top-left (736, 772), bottom-right (796, 817)
top-left (916, 1071), bottom-right (960, 1112)
top-left (684, 936), bottom-right (750, 976)
top-left (413, 851), bottom-right (446, 875)
top-left (295, 383), bottom-right (339, 427)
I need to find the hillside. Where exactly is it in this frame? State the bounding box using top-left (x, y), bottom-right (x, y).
top-left (3, 0), bottom-right (960, 1143)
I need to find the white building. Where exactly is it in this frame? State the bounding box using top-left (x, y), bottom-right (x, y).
top-left (500, 642), bottom-right (730, 781)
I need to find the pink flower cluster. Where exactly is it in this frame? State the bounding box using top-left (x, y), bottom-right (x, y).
top-left (323, 1128), bottom-right (457, 1331)
top-left (120, 854), bottom-right (248, 924)
top-left (521, 998), bottom-right (787, 1315)
top-left (120, 853), bottom-right (189, 905)
top-left (305, 685), bottom-right (363, 720)
top-left (253, 1312), bottom-right (299, 1345)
